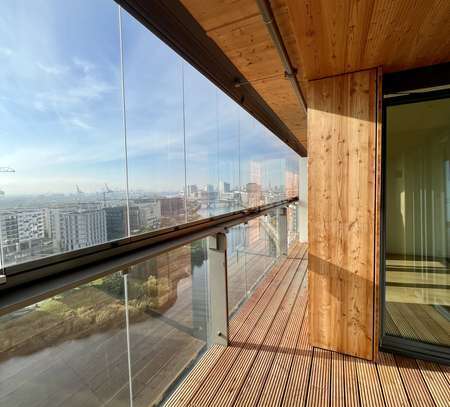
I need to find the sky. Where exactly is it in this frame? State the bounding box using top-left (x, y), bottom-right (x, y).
top-left (0, 0), bottom-right (298, 196)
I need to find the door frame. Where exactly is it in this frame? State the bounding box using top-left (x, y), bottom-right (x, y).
top-left (380, 87), bottom-right (450, 365)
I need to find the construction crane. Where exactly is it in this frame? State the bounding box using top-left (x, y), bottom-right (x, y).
top-left (0, 167), bottom-right (15, 196)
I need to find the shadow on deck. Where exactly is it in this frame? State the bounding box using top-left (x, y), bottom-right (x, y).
top-left (165, 242), bottom-right (450, 407)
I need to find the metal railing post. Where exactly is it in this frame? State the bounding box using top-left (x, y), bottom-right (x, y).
top-left (207, 232), bottom-right (229, 346)
top-left (277, 207), bottom-right (288, 257)
top-left (243, 223), bottom-right (248, 296)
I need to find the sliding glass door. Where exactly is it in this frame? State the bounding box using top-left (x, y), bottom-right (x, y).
top-left (383, 92), bottom-right (450, 360)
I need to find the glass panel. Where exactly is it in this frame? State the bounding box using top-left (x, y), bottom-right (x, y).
top-left (0, 1), bottom-right (126, 267)
top-left (125, 240), bottom-right (209, 406)
top-left (0, 272), bottom-right (129, 406)
top-left (121, 11), bottom-right (186, 233)
top-left (0, 2), bottom-right (300, 270)
top-left (384, 96), bottom-right (450, 347)
top-left (217, 93), bottom-right (241, 215)
top-left (184, 63), bottom-right (219, 222)
top-left (240, 113), bottom-right (265, 208)
top-left (226, 224), bottom-right (247, 315)
top-left (285, 153), bottom-right (299, 199)
top-left (245, 215), bottom-right (277, 292)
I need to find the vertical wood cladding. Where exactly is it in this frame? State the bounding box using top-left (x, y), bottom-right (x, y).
top-left (308, 69), bottom-right (378, 360)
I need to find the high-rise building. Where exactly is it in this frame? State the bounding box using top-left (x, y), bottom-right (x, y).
top-left (51, 208), bottom-right (107, 252)
top-left (17, 210), bottom-right (45, 242)
top-left (0, 211), bottom-right (19, 246)
top-left (105, 206), bottom-right (128, 240)
top-left (128, 200), bottom-right (161, 233)
top-left (187, 185), bottom-right (198, 198)
top-left (0, 209), bottom-right (47, 266)
top-left (160, 197), bottom-right (184, 218)
top-left (219, 182), bottom-right (231, 194)
top-left (137, 201), bottom-right (161, 231)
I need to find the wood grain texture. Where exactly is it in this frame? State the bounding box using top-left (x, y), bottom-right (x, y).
top-left (285, 0), bottom-right (450, 80)
top-left (180, 0), bottom-right (449, 155)
top-left (165, 242), bottom-right (450, 407)
top-left (308, 69), bottom-right (377, 360)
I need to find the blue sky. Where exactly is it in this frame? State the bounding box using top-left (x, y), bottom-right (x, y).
top-left (0, 0), bottom-right (298, 196)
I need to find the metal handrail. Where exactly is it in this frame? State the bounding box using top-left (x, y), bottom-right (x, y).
top-left (0, 198), bottom-right (297, 316)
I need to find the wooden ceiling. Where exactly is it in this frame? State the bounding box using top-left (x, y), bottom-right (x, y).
top-left (285, 0), bottom-right (450, 80)
top-left (181, 0), bottom-right (450, 153)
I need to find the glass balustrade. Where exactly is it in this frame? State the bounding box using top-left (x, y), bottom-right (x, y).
top-left (0, 239), bottom-right (210, 407)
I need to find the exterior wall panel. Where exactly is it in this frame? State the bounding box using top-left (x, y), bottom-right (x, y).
top-left (308, 69), bottom-right (379, 360)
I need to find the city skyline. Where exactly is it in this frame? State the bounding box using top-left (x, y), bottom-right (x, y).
top-left (0, 0), bottom-right (299, 268)
top-left (0, 0), bottom-right (298, 196)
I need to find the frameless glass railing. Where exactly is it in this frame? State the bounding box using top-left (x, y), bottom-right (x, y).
top-left (226, 211), bottom-right (281, 317)
top-left (0, 201), bottom-right (296, 407)
top-left (0, 240), bottom-right (209, 407)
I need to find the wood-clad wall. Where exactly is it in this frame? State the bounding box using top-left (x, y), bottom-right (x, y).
top-left (308, 69), bottom-right (379, 361)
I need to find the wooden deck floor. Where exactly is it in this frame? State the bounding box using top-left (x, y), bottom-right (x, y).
top-left (165, 242), bottom-right (450, 407)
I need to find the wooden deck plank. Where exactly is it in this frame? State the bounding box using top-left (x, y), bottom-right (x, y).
top-left (164, 243), bottom-right (304, 407)
top-left (395, 355), bottom-right (435, 407)
top-left (188, 253), bottom-right (304, 406)
top-left (164, 244), bottom-right (448, 407)
top-left (281, 311), bottom-right (313, 406)
top-left (254, 270), bottom-right (308, 406)
top-left (209, 256), bottom-right (307, 406)
top-left (331, 352), bottom-right (345, 407)
top-left (229, 244), bottom-right (306, 336)
top-left (305, 348), bottom-right (332, 406)
top-left (355, 357), bottom-right (385, 406)
top-left (416, 359), bottom-right (450, 407)
top-left (343, 354), bottom-right (361, 406)
top-left (377, 352), bottom-right (409, 406)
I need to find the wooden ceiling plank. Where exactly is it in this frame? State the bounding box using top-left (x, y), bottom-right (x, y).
top-left (285, 0), bottom-right (326, 79)
top-left (180, 0), bottom-right (259, 32)
top-left (345, 0), bottom-right (376, 73)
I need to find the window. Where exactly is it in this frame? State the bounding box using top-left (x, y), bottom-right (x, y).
top-left (0, 1), bottom-right (300, 269)
top-left (383, 94), bottom-right (450, 352)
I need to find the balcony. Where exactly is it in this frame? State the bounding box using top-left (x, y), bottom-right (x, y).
top-left (0, 207), bottom-right (295, 407)
top-left (165, 241), bottom-right (449, 407)
top-left (1, 1), bottom-right (450, 406)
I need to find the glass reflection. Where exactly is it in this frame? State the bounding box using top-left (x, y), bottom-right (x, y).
top-left (227, 224), bottom-right (247, 315)
top-left (121, 11), bottom-right (186, 232)
top-left (0, 2), bottom-right (300, 269)
top-left (384, 97), bottom-right (450, 348)
top-left (0, 0), bottom-right (126, 267)
top-left (0, 240), bottom-right (210, 407)
top-left (0, 272), bottom-right (129, 407)
top-left (123, 241), bottom-right (209, 406)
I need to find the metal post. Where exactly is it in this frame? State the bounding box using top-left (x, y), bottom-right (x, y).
top-left (298, 156), bottom-right (308, 242)
top-left (207, 232), bottom-right (229, 346)
top-left (243, 222), bottom-right (248, 296)
top-left (277, 207), bottom-right (288, 257)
